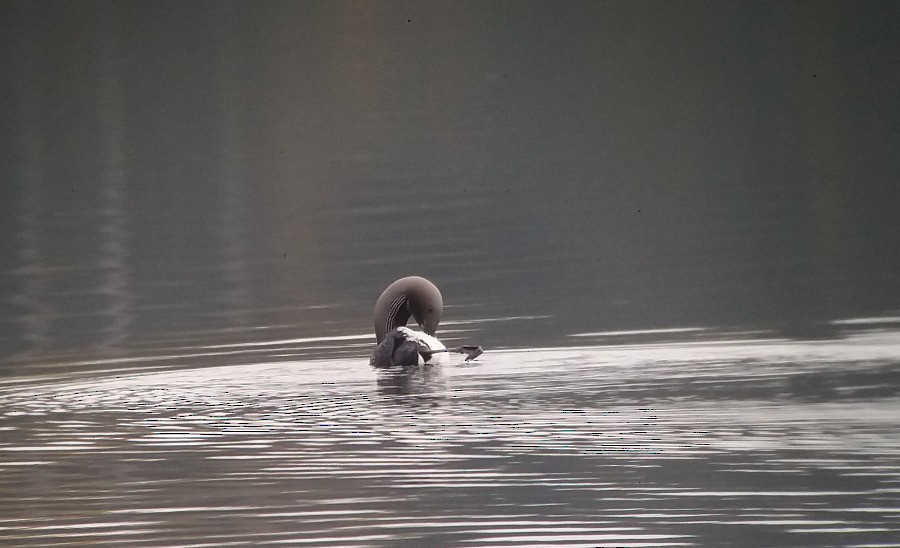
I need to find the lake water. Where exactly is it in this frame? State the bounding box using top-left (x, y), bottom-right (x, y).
top-left (2, 328), bottom-right (900, 547)
top-left (2, 2), bottom-right (900, 546)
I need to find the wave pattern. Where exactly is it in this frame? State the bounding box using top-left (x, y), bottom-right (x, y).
top-left (1, 332), bottom-right (899, 546)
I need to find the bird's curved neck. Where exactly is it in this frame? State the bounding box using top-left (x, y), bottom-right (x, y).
top-left (385, 295), bottom-right (411, 334)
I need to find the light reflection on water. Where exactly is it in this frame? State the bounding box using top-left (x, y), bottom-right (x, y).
top-left (1, 331), bottom-right (899, 546)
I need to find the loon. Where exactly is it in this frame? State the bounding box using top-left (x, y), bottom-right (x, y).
top-left (369, 276), bottom-right (482, 367)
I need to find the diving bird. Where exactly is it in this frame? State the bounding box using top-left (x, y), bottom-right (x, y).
top-left (369, 276), bottom-right (482, 367)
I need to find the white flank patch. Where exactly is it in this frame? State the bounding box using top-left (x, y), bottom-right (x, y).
top-left (396, 326), bottom-right (448, 364)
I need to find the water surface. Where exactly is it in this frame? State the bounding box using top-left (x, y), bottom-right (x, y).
top-left (2, 330), bottom-right (898, 546)
top-left (2, 1), bottom-right (900, 369)
top-left (2, 2), bottom-right (900, 545)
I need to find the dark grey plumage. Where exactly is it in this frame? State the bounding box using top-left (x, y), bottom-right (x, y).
top-left (372, 276), bottom-right (443, 344)
top-left (369, 276), bottom-right (482, 368)
top-left (369, 328), bottom-right (422, 368)
top-left (370, 276), bottom-right (443, 368)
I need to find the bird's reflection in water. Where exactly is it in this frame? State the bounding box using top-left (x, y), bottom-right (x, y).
top-left (375, 364), bottom-right (447, 402)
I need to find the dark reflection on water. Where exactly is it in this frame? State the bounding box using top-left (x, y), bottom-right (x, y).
top-left (2, 332), bottom-right (899, 546)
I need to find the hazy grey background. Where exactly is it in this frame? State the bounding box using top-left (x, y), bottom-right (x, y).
top-left (2, 1), bottom-right (899, 375)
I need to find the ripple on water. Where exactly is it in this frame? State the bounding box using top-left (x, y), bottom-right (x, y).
top-left (1, 332), bottom-right (900, 546)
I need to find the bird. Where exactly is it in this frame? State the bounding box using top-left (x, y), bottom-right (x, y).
top-left (369, 276), bottom-right (482, 367)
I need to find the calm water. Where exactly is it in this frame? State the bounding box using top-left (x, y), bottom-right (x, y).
top-left (2, 1), bottom-right (899, 369)
top-left (2, 2), bottom-right (900, 546)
